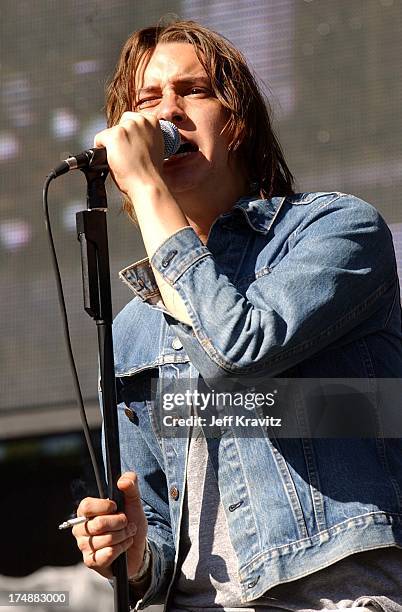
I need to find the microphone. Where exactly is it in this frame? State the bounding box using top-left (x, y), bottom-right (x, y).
top-left (51, 120), bottom-right (181, 178)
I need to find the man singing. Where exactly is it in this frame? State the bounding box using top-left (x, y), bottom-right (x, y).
top-left (72, 20), bottom-right (402, 611)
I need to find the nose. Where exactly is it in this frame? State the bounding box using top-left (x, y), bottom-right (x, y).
top-left (156, 91), bottom-right (187, 124)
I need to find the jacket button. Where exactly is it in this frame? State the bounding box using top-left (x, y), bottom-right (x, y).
top-left (124, 408), bottom-right (138, 425)
top-left (172, 337), bottom-right (183, 350)
top-left (170, 486), bottom-right (179, 500)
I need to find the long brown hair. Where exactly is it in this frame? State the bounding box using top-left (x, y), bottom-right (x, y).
top-left (106, 20), bottom-right (295, 219)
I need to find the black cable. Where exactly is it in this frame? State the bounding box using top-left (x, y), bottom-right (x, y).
top-left (43, 172), bottom-right (106, 499)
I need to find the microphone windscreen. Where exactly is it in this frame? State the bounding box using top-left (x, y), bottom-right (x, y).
top-left (160, 120), bottom-right (181, 158)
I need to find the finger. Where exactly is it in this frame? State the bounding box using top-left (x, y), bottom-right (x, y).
top-left (76, 523), bottom-right (137, 554)
top-left (72, 512), bottom-right (127, 538)
top-left (82, 512), bottom-right (128, 536)
top-left (118, 472), bottom-right (141, 501)
top-left (93, 123), bottom-right (134, 149)
top-left (120, 111), bottom-right (158, 127)
top-left (83, 538), bottom-right (134, 573)
top-left (117, 472), bottom-right (144, 524)
top-left (117, 115), bottom-right (160, 144)
top-left (77, 497), bottom-right (117, 519)
top-left (93, 127), bottom-right (112, 149)
top-left (119, 111), bottom-right (142, 123)
top-left (92, 122), bottom-right (147, 153)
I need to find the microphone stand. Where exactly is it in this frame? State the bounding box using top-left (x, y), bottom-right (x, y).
top-left (75, 164), bottom-right (129, 612)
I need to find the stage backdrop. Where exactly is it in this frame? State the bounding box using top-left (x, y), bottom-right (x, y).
top-left (0, 0), bottom-right (401, 435)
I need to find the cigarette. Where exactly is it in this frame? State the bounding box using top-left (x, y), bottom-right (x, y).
top-left (58, 516), bottom-right (88, 530)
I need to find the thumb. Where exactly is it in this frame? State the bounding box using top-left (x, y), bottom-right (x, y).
top-left (117, 471), bottom-right (144, 524)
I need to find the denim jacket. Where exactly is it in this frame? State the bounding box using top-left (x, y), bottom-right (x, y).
top-left (111, 192), bottom-right (402, 610)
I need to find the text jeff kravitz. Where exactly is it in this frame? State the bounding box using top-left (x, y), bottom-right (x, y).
top-left (163, 414), bottom-right (282, 427)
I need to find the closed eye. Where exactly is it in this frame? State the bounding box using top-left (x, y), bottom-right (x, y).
top-left (136, 97), bottom-right (161, 109)
top-left (135, 86), bottom-right (212, 109)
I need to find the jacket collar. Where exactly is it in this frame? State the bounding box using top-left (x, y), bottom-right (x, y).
top-left (230, 193), bottom-right (287, 234)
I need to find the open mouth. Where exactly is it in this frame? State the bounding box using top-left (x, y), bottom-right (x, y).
top-left (167, 140), bottom-right (199, 160)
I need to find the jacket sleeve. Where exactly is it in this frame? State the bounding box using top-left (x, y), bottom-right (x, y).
top-left (150, 194), bottom-right (398, 380)
top-left (101, 378), bottom-right (175, 609)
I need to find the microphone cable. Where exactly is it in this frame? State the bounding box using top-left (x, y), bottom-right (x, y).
top-left (42, 122), bottom-right (180, 502)
top-left (43, 172), bottom-right (106, 499)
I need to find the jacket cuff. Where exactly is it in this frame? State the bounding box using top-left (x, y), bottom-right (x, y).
top-left (150, 226), bottom-right (211, 285)
top-left (129, 538), bottom-right (174, 610)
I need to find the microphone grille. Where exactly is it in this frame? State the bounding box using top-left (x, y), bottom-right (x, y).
top-left (160, 120), bottom-right (181, 158)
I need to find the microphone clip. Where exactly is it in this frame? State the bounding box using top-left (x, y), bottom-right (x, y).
top-left (81, 161), bottom-right (109, 210)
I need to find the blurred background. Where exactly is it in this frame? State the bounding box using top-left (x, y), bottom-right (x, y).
top-left (0, 0), bottom-right (401, 607)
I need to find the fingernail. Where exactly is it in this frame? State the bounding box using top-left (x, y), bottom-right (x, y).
top-left (128, 523), bottom-right (137, 535)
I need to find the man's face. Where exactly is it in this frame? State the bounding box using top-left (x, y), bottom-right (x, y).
top-left (135, 42), bottom-right (245, 199)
